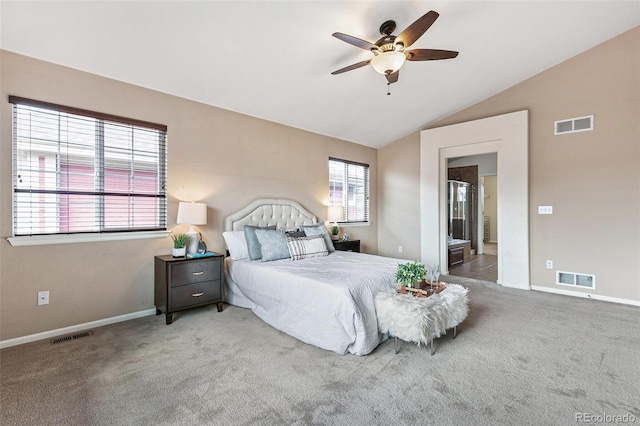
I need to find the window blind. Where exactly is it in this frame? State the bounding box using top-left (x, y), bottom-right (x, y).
top-left (10, 96), bottom-right (167, 237)
top-left (328, 157), bottom-right (370, 223)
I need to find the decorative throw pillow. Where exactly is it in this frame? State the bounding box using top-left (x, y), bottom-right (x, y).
top-left (300, 223), bottom-right (335, 252)
top-left (287, 235), bottom-right (329, 261)
top-left (255, 228), bottom-right (290, 262)
top-left (283, 228), bottom-right (306, 238)
top-left (244, 225), bottom-right (276, 260)
top-left (222, 230), bottom-right (249, 260)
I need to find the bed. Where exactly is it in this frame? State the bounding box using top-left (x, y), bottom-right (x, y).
top-left (222, 199), bottom-right (401, 355)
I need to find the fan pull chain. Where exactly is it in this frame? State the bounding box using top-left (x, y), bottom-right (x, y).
top-left (387, 83), bottom-right (391, 96)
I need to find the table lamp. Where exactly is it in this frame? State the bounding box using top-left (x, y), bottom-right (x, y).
top-left (327, 206), bottom-right (344, 241)
top-left (177, 201), bottom-right (207, 254)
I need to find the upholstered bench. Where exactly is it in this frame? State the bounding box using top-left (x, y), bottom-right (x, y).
top-left (374, 284), bottom-right (469, 355)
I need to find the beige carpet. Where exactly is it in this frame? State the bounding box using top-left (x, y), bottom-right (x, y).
top-left (1, 277), bottom-right (639, 425)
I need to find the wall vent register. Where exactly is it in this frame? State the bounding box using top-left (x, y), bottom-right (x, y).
top-left (556, 271), bottom-right (596, 290)
top-left (554, 115), bottom-right (594, 135)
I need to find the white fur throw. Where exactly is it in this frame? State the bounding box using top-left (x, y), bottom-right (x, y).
top-left (374, 284), bottom-right (469, 346)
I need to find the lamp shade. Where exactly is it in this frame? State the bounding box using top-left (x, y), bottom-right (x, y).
top-left (177, 202), bottom-right (207, 225)
top-left (370, 51), bottom-right (406, 75)
top-left (327, 206), bottom-right (344, 222)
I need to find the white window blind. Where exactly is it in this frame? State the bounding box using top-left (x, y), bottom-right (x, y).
top-left (11, 96), bottom-right (167, 237)
top-left (329, 157), bottom-right (370, 223)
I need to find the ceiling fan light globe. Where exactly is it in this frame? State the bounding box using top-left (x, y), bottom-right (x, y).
top-left (370, 51), bottom-right (406, 75)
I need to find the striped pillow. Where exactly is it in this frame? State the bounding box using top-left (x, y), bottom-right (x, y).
top-left (286, 235), bottom-right (328, 261)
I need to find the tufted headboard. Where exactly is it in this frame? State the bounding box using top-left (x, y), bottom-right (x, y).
top-left (224, 199), bottom-right (318, 232)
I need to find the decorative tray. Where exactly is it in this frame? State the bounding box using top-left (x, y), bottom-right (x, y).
top-left (398, 282), bottom-right (446, 298)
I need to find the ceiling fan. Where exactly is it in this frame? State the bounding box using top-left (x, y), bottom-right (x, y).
top-left (331, 10), bottom-right (458, 86)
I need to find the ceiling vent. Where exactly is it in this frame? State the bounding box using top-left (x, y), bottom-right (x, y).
top-left (554, 115), bottom-right (594, 135)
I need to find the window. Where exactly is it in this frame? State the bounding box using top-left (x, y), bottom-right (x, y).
top-left (328, 157), bottom-right (369, 223)
top-left (10, 96), bottom-right (167, 238)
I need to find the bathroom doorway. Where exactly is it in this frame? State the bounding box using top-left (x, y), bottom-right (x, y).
top-left (446, 156), bottom-right (498, 282)
top-left (420, 110), bottom-right (530, 290)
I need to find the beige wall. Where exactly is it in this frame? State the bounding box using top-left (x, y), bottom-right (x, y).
top-left (0, 50), bottom-right (378, 341)
top-left (377, 132), bottom-right (421, 260)
top-left (379, 27), bottom-right (639, 302)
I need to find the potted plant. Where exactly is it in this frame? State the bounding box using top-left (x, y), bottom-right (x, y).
top-left (330, 225), bottom-right (340, 240)
top-left (171, 233), bottom-right (190, 257)
top-left (395, 260), bottom-right (427, 289)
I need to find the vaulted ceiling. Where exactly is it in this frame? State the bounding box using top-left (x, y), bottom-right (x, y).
top-left (1, 1), bottom-right (638, 148)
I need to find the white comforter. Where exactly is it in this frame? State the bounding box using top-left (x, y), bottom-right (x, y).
top-left (225, 251), bottom-right (402, 355)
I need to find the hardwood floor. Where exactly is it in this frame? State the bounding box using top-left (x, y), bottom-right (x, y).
top-left (482, 242), bottom-right (497, 256)
top-left (448, 242), bottom-right (497, 282)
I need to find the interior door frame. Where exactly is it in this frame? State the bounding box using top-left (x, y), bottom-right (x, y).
top-left (420, 110), bottom-right (530, 290)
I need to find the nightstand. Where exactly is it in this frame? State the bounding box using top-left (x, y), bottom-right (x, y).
top-left (154, 254), bottom-right (225, 325)
top-left (333, 239), bottom-right (360, 252)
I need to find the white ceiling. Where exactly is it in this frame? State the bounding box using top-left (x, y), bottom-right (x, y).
top-left (1, 1), bottom-right (638, 148)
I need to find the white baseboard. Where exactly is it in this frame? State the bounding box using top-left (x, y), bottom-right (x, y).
top-left (501, 281), bottom-right (530, 290)
top-left (531, 285), bottom-right (640, 307)
top-left (0, 308), bottom-right (157, 349)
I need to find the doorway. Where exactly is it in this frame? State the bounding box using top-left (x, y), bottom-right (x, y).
top-left (419, 110), bottom-right (530, 290)
top-left (446, 157), bottom-right (498, 282)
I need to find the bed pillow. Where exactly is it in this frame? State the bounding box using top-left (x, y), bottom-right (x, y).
top-left (283, 228), bottom-right (306, 238)
top-left (244, 225), bottom-right (277, 260)
top-left (222, 231), bottom-right (249, 260)
top-left (255, 228), bottom-right (290, 262)
top-left (286, 235), bottom-right (329, 261)
top-left (300, 223), bottom-right (335, 253)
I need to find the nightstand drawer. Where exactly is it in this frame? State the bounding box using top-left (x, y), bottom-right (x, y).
top-left (333, 239), bottom-right (360, 252)
top-left (170, 280), bottom-right (222, 309)
top-left (170, 260), bottom-right (221, 287)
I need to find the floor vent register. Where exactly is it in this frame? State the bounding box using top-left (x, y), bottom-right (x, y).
top-left (50, 330), bottom-right (94, 345)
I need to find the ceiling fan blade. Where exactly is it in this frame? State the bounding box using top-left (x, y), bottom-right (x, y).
top-left (406, 49), bottom-right (459, 61)
top-left (331, 59), bottom-right (371, 75)
top-left (385, 71), bottom-right (399, 84)
top-left (395, 10), bottom-right (439, 48)
top-left (332, 32), bottom-right (377, 51)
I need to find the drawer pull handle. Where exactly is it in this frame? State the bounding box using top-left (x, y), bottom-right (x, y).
top-left (192, 271), bottom-right (204, 276)
top-left (192, 292), bottom-right (204, 297)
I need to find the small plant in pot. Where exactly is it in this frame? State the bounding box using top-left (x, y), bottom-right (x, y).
top-left (171, 233), bottom-right (190, 258)
top-left (330, 225), bottom-right (340, 240)
top-left (395, 260), bottom-right (427, 289)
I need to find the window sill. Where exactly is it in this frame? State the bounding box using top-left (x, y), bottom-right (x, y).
top-left (7, 230), bottom-right (170, 247)
top-left (339, 222), bottom-right (370, 228)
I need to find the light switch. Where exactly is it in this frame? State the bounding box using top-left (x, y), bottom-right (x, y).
top-left (538, 206), bottom-right (553, 215)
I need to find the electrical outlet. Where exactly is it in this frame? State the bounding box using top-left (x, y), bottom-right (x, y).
top-left (546, 260), bottom-right (553, 269)
top-left (538, 206), bottom-right (553, 214)
top-left (398, 245), bottom-right (403, 253)
top-left (38, 291), bottom-right (49, 306)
